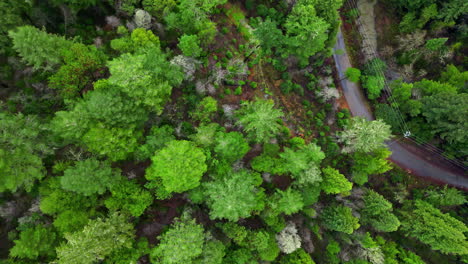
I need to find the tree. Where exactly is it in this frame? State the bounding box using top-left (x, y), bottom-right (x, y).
top-left (280, 248), bottom-right (316, 264)
top-left (345, 67), bottom-right (361, 83)
top-left (400, 200), bottom-right (468, 255)
top-left (361, 189), bottom-right (400, 232)
top-left (422, 92), bottom-right (467, 147)
top-left (111, 27), bottom-right (160, 53)
top-left (53, 210), bottom-right (89, 233)
top-left (10, 225), bottom-right (57, 260)
top-left (150, 216), bottom-right (205, 264)
top-left (351, 148), bottom-right (392, 185)
top-left (235, 99), bottom-right (284, 143)
top-left (213, 131), bottom-right (250, 163)
top-left (8, 25), bottom-right (72, 71)
top-left (320, 167), bottom-right (353, 195)
top-left (105, 179), bottom-right (153, 217)
top-left (362, 75), bottom-right (384, 100)
top-left (284, 0), bottom-right (330, 65)
top-left (320, 205), bottom-right (360, 234)
top-left (269, 188), bottom-right (304, 216)
top-left (414, 79), bottom-right (457, 96)
top-left (338, 117), bottom-right (392, 153)
top-left (191, 96), bottom-right (218, 123)
top-left (107, 47), bottom-right (184, 113)
top-left (178, 34), bottom-right (203, 58)
top-left (135, 125), bottom-right (175, 161)
top-left (203, 169), bottom-right (265, 221)
top-left (60, 158), bottom-right (119, 196)
top-left (56, 212), bottom-right (135, 264)
top-left (49, 0), bottom-right (98, 11)
top-left (146, 140), bottom-right (207, 194)
top-left (276, 223), bottom-right (301, 254)
top-left (0, 113), bottom-right (51, 192)
top-left (363, 58), bottom-right (386, 76)
top-left (425, 186), bottom-right (467, 207)
top-left (142, 0), bottom-right (177, 18)
top-left (254, 18), bottom-right (285, 54)
top-left (439, 64), bottom-right (468, 91)
top-left (0, 0), bottom-right (27, 55)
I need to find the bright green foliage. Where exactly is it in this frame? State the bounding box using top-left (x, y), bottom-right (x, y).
top-left (190, 123), bottom-right (224, 148)
top-left (218, 222), bottom-right (249, 245)
top-left (235, 99), bottom-right (284, 143)
top-left (361, 189), bottom-right (400, 232)
top-left (351, 148), bottom-right (392, 185)
top-left (0, 113), bottom-right (51, 192)
top-left (8, 25), bottom-right (72, 71)
top-left (362, 75), bottom-right (384, 100)
top-left (422, 92), bottom-right (467, 147)
top-left (53, 210), bottom-right (89, 233)
top-left (60, 158), bottom-right (118, 196)
top-left (345, 67), bottom-right (361, 83)
top-left (56, 212), bottom-right (135, 264)
top-left (440, 64), bottom-right (468, 91)
top-left (257, 232), bottom-right (280, 261)
top-left (111, 28), bottom-right (160, 53)
top-left (284, 0), bottom-right (330, 65)
top-left (320, 205), bottom-right (360, 234)
top-left (49, 43), bottom-right (107, 99)
top-left (191, 96), bottom-right (218, 123)
top-left (178, 34), bottom-right (203, 58)
top-left (376, 237), bottom-right (425, 264)
top-left (146, 140), bottom-right (207, 193)
top-left (254, 18), bottom-right (285, 54)
top-left (105, 239), bottom-right (150, 264)
top-left (107, 47), bottom-right (184, 113)
top-left (425, 38), bottom-right (448, 51)
top-left (135, 125), bottom-right (175, 161)
top-left (414, 79), bottom-right (458, 96)
top-left (195, 239), bottom-right (226, 264)
top-left (203, 169), bottom-right (265, 221)
top-left (105, 179), bottom-right (153, 217)
top-left (338, 117), bottom-right (392, 153)
top-left (151, 216), bottom-right (205, 264)
top-left (320, 167), bottom-right (353, 195)
top-left (425, 186), bottom-right (467, 207)
top-left (326, 239), bottom-right (341, 264)
top-left (213, 131), bottom-right (250, 163)
top-left (224, 248), bottom-right (255, 264)
top-left (389, 81), bottom-right (422, 117)
top-left (279, 143), bottom-right (325, 186)
top-left (280, 248), bottom-right (316, 264)
top-left (363, 58), bottom-right (386, 77)
top-left (400, 200), bottom-right (468, 255)
top-left (10, 225), bottom-right (57, 260)
top-left (269, 188), bottom-right (304, 215)
top-left (143, 0), bottom-right (177, 18)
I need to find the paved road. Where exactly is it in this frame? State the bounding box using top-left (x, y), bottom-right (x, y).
top-left (333, 29), bottom-right (468, 189)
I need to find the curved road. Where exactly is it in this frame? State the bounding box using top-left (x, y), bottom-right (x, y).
top-left (333, 29), bottom-right (468, 189)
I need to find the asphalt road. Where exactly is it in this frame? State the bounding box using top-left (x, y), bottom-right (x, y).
top-left (333, 29), bottom-right (468, 189)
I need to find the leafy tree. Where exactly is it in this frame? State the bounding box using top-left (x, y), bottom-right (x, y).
top-left (142, 0), bottom-right (177, 18)
top-left (361, 189), bottom-right (400, 232)
top-left (320, 167), bottom-right (353, 195)
top-left (439, 64), bottom-right (468, 91)
top-left (195, 239), bottom-right (226, 264)
top-left (107, 47), bottom-right (184, 113)
top-left (269, 188), bottom-right (304, 215)
top-left (351, 148), bottom-right (392, 185)
top-left (425, 186), bottom-right (467, 207)
top-left (276, 223), bottom-right (301, 254)
top-left (150, 216), bottom-right (205, 264)
top-left (53, 210), bottom-right (89, 233)
top-left (56, 212), bottom-right (135, 264)
top-left (235, 99), bottom-right (284, 143)
top-left (213, 131), bottom-right (250, 163)
top-left (49, 0), bottom-right (98, 11)
top-left (191, 96), bottom-right (218, 123)
top-left (10, 225), bottom-right (57, 260)
top-left (280, 248), bottom-right (316, 264)
top-left (135, 125), bottom-right (175, 161)
top-left (146, 140), bottom-right (207, 194)
top-left (0, 113), bottom-right (51, 192)
top-left (105, 179), bottom-right (153, 217)
top-left (414, 79), bottom-right (457, 96)
top-left (8, 25), bottom-right (72, 71)
top-left (338, 117), bottom-right (392, 153)
top-left (284, 0), bottom-right (330, 65)
top-left (0, 0), bottom-right (27, 55)
top-left (400, 200), bottom-right (468, 255)
top-left (422, 92), bottom-right (467, 147)
top-left (320, 205), bottom-right (360, 234)
top-left (389, 81), bottom-right (422, 117)
top-left (105, 239), bottom-right (150, 264)
top-left (362, 75), bottom-right (384, 100)
top-left (363, 58), bottom-right (386, 76)
top-left (425, 38), bottom-right (448, 51)
top-left (111, 27), bottom-right (160, 53)
top-left (254, 18), bottom-right (285, 54)
top-left (346, 67), bottom-right (361, 83)
top-left (60, 158), bottom-right (118, 196)
top-left (49, 43), bottom-right (107, 99)
top-left (203, 169), bottom-right (265, 221)
top-left (178, 34), bottom-right (203, 58)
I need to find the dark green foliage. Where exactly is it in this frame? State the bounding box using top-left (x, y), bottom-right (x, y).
top-left (269, 188), bottom-right (304, 215)
top-left (361, 189), bottom-right (400, 232)
top-left (135, 125), bottom-right (175, 161)
top-left (53, 210), bottom-right (89, 233)
top-left (10, 225), bottom-right (57, 260)
top-left (105, 179), bottom-right (153, 217)
top-left (213, 131), bottom-right (250, 163)
top-left (320, 205), bottom-right (360, 234)
top-left (424, 186), bottom-right (466, 207)
top-left (280, 248), bottom-right (316, 264)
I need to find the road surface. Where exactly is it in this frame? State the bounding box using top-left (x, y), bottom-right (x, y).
top-left (333, 28), bottom-right (468, 189)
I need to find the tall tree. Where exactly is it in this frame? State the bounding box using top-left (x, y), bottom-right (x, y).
top-left (361, 189), bottom-right (400, 232)
top-left (338, 117), bottom-right (392, 153)
top-left (10, 225), bottom-right (57, 260)
top-left (320, 205), bottom-right (360, 234)
top-left (320, 167), bottom-right (353, 195)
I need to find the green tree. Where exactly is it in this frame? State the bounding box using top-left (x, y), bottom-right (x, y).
top-left (253, 18), bottom-right (285, 54)
top-left (150, 216), bottom-right (205, 264)
top-left (107, 47), bottom-right (184, 113)
top-left (142, 0), bottom-right (177, 18)
top-left (280, 248), bottom-right (316, 264)
top-left (425, 186), bottom-right (467, 207)
top-left (213, 131), bottom-right (250, 163)
top-left (400, 200), bottom-right (468, 255)
top-left (8, 25), bottom-right (72, 71)
top-left (361, 189), bottom-right (400, 232)
top-left (203, 169), bottom-right (265, 221)
top-left (56, 212), bottom-right (135, 264)
top-left (345, 67), bottom-right (361, 83)
top-left (60, 158), bottom-right (119, 196)
top-left (269, 188), bottom-right (304, 215)
top-left (0, 0), bottom-right (27, 55)
top-left (111, 27), bottom-right (160, 53)
top-left (105, 179), bottom-right (153, 217)
top-left (439, 64), bottom-right (468, 91)
top-left (235, 99), bottom-right (284, 143)
top-left (351, 148), bottom-right (392, 185)
top-left (146, 140), bottom-right (207, 194)
top-left (0, 113), bottom-right (51, 192)
top-left (10, 225), bottom-right (57, 260)
top-left (135, 125), bottom-right (175, 161)
top-left (362, 75), bottom-right (385, 100)
top-left (49, 0), bottom-right (98, 11)
top-left (414, 79), bottom-right (457, 96)
top-left (425, 38), bottom-right (448, 51)
top-left (53, 210), bottom-right (89, 233)
top-left (320, 205), bottom-right (360, 234)
top-left (191, 96), bottom-right (218, 123)
top-left (338, 117), bottom-right (392, 153)
top-left (178, 34), bottom-right (203, 58)
top-left (320, 167), bottom-right (353, 195)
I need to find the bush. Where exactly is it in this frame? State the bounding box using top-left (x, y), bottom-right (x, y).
top-left (345, 67), bottom-right (361, 83)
